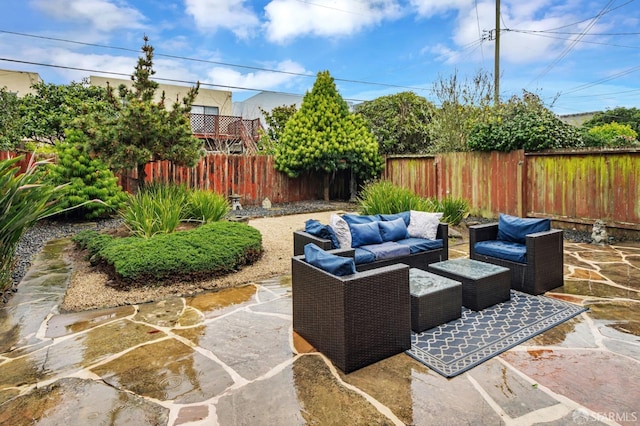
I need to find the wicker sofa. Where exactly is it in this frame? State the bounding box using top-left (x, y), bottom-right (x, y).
top-left (292, 248), bottom-right (411, 373)
top-left (293, 212), bottom-right (448, 272)
top-left (469, 214), bottom-right (564, 295)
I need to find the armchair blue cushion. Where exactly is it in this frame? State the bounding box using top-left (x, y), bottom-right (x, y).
top-left (304, 244), bottom-right (356, 276)
top-left (350, 222), bottom-right (383, 248)
top-left (474, 240), bottom-right (528, 263)
top-left (497, 214), bottom-right (551, 244)
top-left (378, 217), bottom-right (409, 242)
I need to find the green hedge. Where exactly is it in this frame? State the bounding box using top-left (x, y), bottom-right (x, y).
top-left (73, 221), bottom-right (262, 286)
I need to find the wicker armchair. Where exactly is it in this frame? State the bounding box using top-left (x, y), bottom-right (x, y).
top-left (292, 249), bottom-right (411, 373)
top-left (469, 222), bottom-right (564, 295)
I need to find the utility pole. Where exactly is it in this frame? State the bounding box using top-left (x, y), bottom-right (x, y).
top-left (494, 0), bottom-right (500, 105)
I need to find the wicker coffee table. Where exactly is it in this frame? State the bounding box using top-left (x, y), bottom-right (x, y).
top-left (428, 258), bottom-right (510, 311)
top-left (409, 268), bottom-right (462, 333)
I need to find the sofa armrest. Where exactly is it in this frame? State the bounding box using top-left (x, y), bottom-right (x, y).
top-left (293, 230), bottom-right (333, 256)
top-left (436, 222), bottom-right (449, 256)
top-left (525, 229), bottom-right (564, 266)
top-left (469, 223), bottom-right (498, 258)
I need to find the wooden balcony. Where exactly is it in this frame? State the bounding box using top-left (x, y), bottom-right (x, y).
top-left (190, 114), bottom-right (262, 154)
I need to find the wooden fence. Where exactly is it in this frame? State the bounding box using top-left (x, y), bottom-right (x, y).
top-left (384, 149), bottom-right (640, 231)
top-left (2, 149), bottom-right (638, 231)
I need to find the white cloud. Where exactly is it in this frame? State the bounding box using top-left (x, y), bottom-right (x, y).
top-left (410, 0), bottom-right (473, 18)
top-left (30, 0), bottom-right (146, 32)
top-left (419, 0), bottom-right (603, 66)
top-left (184, 0), bottom-right (260, 39)
top-left (204, 60), bottom-right (309, 92)
top-left (263, 0), bottom-right (403, 44)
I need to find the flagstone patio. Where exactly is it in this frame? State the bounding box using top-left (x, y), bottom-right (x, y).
top-left (0, 218), bottom-right (638, 425)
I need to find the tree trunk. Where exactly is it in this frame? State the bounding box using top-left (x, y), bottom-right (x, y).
top-left (136, 163), bottom-right (147, 193)
top-left (323, 173), bottom-right (330, 201)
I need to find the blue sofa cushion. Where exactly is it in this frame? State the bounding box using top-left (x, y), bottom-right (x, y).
top-left (379, 211), bottom-right (410, 226)
top-left (396, 238), bottom-right (443, 254)
top-left (342, 213), bottom-right (380, 226)
top-left (497, 214), bottom-right (550, 244)
top-left (304, 243), bottom-right (356, 276)
top-left (360, 241), bottom-right (410, 260)
top-left (354, 248), bottom-right (376, 265)
top-left (474, 240), bottom-right (527, 263)
top-left (304, 219), bottom-right (340, 249)
top-left (349, 221), bottom-right (383, 248)
top-left (378, 217), bottom-right (409, 242)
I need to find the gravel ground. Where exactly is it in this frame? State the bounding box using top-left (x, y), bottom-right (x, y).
top-left (8, 201), bottom-right (597, 310)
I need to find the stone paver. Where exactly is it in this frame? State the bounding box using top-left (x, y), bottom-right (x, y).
top-left (0, 237), bottom-right (639, 425)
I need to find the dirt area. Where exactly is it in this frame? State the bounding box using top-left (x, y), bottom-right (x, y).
top-left (61, 210), bottom-right (347, 312)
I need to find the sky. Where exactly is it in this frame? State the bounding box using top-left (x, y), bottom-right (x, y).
top-left (0, 0), bottom-right (639, 115)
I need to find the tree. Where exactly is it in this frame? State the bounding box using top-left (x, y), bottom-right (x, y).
top-left (467, 91), bottom-right (583, 152)
top-left (19, 79), bottom-right (113, 144)
top-left (0, 88), bottom-right (23, 150)
top-left (86, 36), bottom-right (203, 192)
top-left (430, 70), bottom-right (494, 152)
top-left (274, 70), bottom-right (383, 200)
top-left (354, 92), bottom-right (436, 155)
top-left (256, 104), bottom-right (297, 154)
top-left (582, 107), bottom-right (640, 135)
top-left (46, 130), bottom-right (128, 219)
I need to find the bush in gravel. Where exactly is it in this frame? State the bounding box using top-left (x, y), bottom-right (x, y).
top-left (357, 180), bottom-right (470, 225)
top-left (187, 189), bottom-right (230, 224)
top-left (121, 183), bottom-right (190, 237)
top-left (72, 221), bottom-right (263, 286)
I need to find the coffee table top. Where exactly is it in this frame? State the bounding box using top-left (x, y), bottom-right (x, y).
top-left (429, 258), bottom-right (509, 280)
top-left (409, 268), bottom-right (461, 297)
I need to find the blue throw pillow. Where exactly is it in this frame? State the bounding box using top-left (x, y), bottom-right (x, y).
top-left (349, 221), bottom-right (383, 248)
top-left (379, 211), bottom-right (411, 226)
top-left (304, 243), bottom-right (356, 276)
top-left (378, 217), bottom-right (409, 242)
top-left (342, 213), bottom-right (380, 226)
top-left (304, 219), bottom-right (340, 248)
top-left (497, 213), bottom-right (551, 244)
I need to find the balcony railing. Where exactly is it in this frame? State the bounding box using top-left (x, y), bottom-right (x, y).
top-left (189, 114), bottom-right (261, 154)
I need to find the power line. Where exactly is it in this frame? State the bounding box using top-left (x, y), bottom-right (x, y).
top-left (0, 29), bottom-right (428, 93)
top-left (506, 30), bottom-right (640, 49)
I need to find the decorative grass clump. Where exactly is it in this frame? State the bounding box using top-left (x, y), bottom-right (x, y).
top-left (187, 189), bottom-right (230, 224)
top-left (357, 180), bottom-right (470, 225)
top-left (73, 221), bottom-right (262, 287)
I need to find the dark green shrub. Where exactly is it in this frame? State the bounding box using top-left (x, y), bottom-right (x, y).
top-left (47, 130), bottom-right (128, 219)
top-left (187, 189), bottom-right (230, 223)
top-left (83, 221), bottom-right (262, 286)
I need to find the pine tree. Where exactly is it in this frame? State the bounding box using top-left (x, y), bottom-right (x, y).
top-left (274, 70), bottom-right (383, 200)
top-left (86, 36), bottom-right (202, 192)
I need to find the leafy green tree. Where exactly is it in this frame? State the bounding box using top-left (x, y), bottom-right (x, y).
top-left (47, 130), bottom-right (128, 219)
top-left (257, 104), bottom-right (297, 154)
top-left (19, 79), bottom-right (112, 144)
top-left (0, 88), bottom-right (23, 150)
top-left (430, 70), bottom-right (494, 153)
top-left (354, 92), bottom-right (436, 155)
top-left (583, 122), bottom-right (638, 148)
top-left (274, 70), bottom-right (383, 200)
top-left (86, 36), bottom-right (203, 192)
top-left (468, 91), bottom-right (583, 152)
top-left (582, 107), bottom-right (640, 135)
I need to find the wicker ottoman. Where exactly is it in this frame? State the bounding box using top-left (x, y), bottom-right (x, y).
top-left (428, 259), bottom-right (510, 311)
top-left (409, 268), bottom-right (462, 333)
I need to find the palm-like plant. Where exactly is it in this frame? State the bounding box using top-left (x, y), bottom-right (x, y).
top-left (1, 156), bottom-right (60, 296)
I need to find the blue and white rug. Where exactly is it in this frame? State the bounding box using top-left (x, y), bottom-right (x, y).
top-left (406, 290), bottom-right (588, 378)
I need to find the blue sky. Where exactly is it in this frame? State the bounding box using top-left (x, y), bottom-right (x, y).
top-left (0, 0), bottom-right (639, 115)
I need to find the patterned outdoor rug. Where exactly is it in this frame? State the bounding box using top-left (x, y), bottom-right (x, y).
top-left (406, 290), bottom-right (588, 378)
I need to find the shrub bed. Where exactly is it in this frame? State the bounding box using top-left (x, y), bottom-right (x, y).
top-left (73, 221), bottom-right (263, 287)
